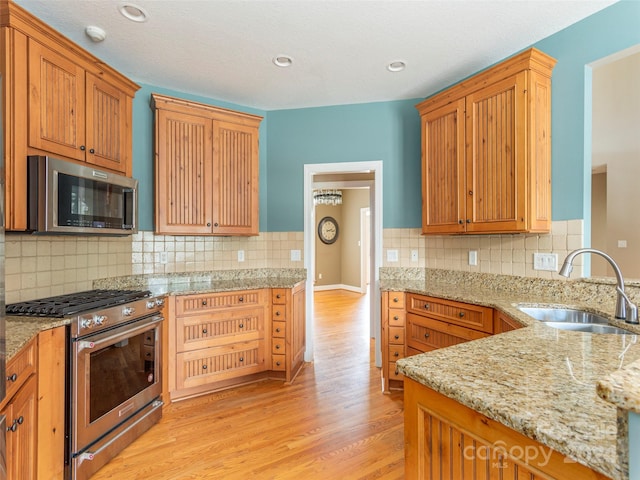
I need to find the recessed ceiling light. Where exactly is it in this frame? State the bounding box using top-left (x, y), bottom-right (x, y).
top-left (387, 61), bottom-right (406, 72)
top-left (118, 3), bottom-right (148, 22)
top-left (85, 25), bottom-right (106, 42)
top-left (273, 55), bottom-right (293, 68)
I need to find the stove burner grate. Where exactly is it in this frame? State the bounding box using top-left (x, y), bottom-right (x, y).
top-left (6, 289), bottom-right (152, 317)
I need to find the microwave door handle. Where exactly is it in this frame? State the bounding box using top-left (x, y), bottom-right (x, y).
top-left (76, 315), bottom-right (163, 352)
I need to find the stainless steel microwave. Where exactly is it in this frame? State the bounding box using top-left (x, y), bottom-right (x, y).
top-left (27, 156), bottom-right (138, 235)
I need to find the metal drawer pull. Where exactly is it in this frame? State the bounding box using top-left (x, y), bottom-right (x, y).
top-left (393, 315), bottom-right (399, 321)
top-left (275, 344), bottom-right (281, 350)
top-left (7, 373), bottom-right (17, 382)
top-left (276, 294), bottom-right (282, 299)
top-left (394, 352), bottom-right (399, 357)
top-left (276, 311), bottom-right (281, 316)
top-left (239, 357), bottom-right (244, 362)
top-left (275, 361), bottom-right (281, 367)
top-left (424, 333), bottom-right (430, 339)
top-left (202, 328), bottom-right (208, 334)
top-left (239, 323), bottom-right (244, 328)
top-left (202, 365), bottom-right (207, 370)
top-left (275, 327), bottom-right (281, 333)
top-left (202, 300), bottom-right (207, 306)
top-left (459, 311), bottom-right (465, 317)
top-left (394, 335), bottom-right (400, 340)
top-left (424, 304), bottom-right (430, 310)
top-left (238, 297), bottom-right (244, 302)
top-left (393, 297), bottom-right (399, 303)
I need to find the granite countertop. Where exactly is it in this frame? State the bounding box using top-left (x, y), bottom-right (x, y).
top-left (387, 274), bottom-right (640, 480)
top-left (6, 268), bottom-right (306, 362)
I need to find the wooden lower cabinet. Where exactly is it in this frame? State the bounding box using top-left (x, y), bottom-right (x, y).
top-left (494, 310), bottom-right (524, 334)
top-left (404, 378), bottom-right (608, 480)
top-left (1, 336), bottom-right (38, 480)
top-left (381, 291), bottom-right (406, 393)
top-left (169, 284), bottom-right (306, 401)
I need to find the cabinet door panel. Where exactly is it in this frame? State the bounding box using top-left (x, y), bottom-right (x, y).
top-left (85, 72), bottom-right (129, 173)
top-left (465, 73), bottom-right (527, 233)
top-left (4, 375), bottom-right (37, 480)
top-left (211, 120), bottom-right (259, 235)
top-left (155, 109), bottom-right (213, 234)
top-left (421, 99), bottom-right (466, 234)
top-left (28, 39), bottom-right (85, 161)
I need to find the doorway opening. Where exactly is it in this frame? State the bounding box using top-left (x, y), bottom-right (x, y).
top-left (303, 161), bottom-right (383, 367)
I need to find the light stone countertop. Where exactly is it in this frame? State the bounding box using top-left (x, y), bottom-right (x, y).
top-left (5, 268), bottom-right (306, 361)
top-left (385, 271), bottom-right (640, 480)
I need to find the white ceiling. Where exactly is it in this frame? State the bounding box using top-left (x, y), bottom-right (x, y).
top-left (15, 0), bottom-right (617, 111)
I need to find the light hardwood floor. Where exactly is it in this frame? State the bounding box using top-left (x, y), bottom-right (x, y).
top-left (91, 290), bottom-right (405, 479)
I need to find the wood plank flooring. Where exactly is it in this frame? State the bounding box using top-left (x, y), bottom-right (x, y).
top-left (91, 290), bottom-right (405, 479)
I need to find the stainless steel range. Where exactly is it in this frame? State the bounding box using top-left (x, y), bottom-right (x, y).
top-left (7, 289), bottom-right (165, 480)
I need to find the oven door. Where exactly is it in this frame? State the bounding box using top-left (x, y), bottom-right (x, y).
top-left (71, 314), bottom-right (163, 452)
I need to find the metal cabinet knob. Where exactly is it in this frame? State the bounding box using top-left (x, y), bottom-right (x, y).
top-left (394, 335), bottom-right (400, 340)
top-left (275, 327), bottom-right (281, 333)
top-left (275, 344), bottom-right (281, 350)
top-left (89, 148), bottom-right (95, 154)
top-left (393, 297), bottom-right (399, 303)
top-left (459, 311), bottom-right (465, 318)
top-left (275, 311), bottom-right (281, 316)
top-left (424, 304), bottom-right (430, 310)
top-left (202, 328), bottom-right (208, 334)
top-left (393, 315), bottom-right (399, 321)
top-left (394, 352), bottom-right (399, 357)
top-left (424, 333), bottom-right (430, 339)
top-left (202, 365), bottom-right (207, 370)
top-left (239, 297), bottom-right (244, 302)
top-left (202, 300), bottom-right (207, 306)
top-left (276, 294), bottom-right (281, 299)
top-left (239, 357), bottom-right (244, 362)
top-left (206, 223), bottom-right (211, 227)
top-left (7, 373), bottom-right (17, 382)
top-left (80, 145), bottom-right (86, 151)
top-left (275, 361), bottom-right (281, 367)
top-left (239, 323), bottom-right (244, 329)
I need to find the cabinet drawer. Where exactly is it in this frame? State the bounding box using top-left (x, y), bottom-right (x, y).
top-left (272, 289), bottom-right (287, 305)
top-left (176, 341), bottom-right (266, 389)
top-left (389, 326), bottom-right (405, 345)
top-left (388, 292), bottom-right (405, 309)
top-left (272, 339), bottom-right (286, 355)
top-left (407, 313), bottom-right (489, 353)
top-left (176, 290), bottom-right (263, 315)
top-left (388, 309), bottom-right (406, 327)
top-left (176, 308), bottom-right (265, 352)
top-left (389, 344), bottom-right (404, 361)
top-left (5, 338), bottom-right (37, 401)
top-left (272, 354), bottom-right (286, 371)
top-left (407, 294), bottom-right (493, 333)
top-left (272, 321), bottom-right (286, 338)
top-left (389, 363), bottom-right (404, 381)
top-left (272, 305), bottom-right (287, 321)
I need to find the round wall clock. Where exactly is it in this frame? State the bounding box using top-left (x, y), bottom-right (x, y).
top-left (318, 216), bottom-right (339, 244)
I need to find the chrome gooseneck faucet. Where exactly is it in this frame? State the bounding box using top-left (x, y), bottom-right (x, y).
top-left (559, 248), bottom-right (638, 324)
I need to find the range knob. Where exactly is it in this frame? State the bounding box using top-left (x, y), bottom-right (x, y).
top-left (93, 314), bottom-right (107, 326)
top-left (155, 298), bottom-right (165, 307)
top-left (146, 301), bottom-right (156, 309)
top-left (123, 307), bottom-right (135, 316)
top-left (80, 317), bottom-right (94, 329)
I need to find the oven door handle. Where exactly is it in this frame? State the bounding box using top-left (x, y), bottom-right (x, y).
top-left (76, 315), bottom-right (163, 352)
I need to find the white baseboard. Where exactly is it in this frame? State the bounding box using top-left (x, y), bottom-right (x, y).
top-left (314, 283), bottom-right (364, 294)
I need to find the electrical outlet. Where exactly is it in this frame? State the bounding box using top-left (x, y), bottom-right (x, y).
top-left (533, 252), bottom-right (558, 271)
top-left (387, 250), bottom-right (399, 262)
top-left (468, 250), bottom-right (478, 266)
top-left (237, 250), bottom-right (245, 262)
top-left (411, 250), bottom-right (419, 262)
top-left (290, 249), bottom-right (301, 261)
top-left (159, 252), bottom-right (168, 264)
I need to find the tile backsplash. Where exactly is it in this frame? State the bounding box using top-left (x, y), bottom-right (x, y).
top-left (5, 221), bottom-right (582, 303)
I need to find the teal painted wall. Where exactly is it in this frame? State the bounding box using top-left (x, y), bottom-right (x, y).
top-left (266, 100), bottom-right (421, 231)
top-left (130, 1), bottom-right (639, 233)
top-left (131, 85), bottom-right (267, 231)
top-left (533, 0), bottom-right (640, 221)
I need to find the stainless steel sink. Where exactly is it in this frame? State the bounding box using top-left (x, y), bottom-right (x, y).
top-left (517, 307), bottom-right (609, 324)
top-left (516, 306), bottom-right (635, 335)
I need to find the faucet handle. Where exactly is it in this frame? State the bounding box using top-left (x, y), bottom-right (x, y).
top-left (616, 286), bottom-right (639, 324)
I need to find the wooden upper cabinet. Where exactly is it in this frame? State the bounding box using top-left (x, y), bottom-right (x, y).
top-left (151, 93), bottom-right (263, 236)
top-left (85, 72), bottom-right (131, 173)
top-left (417, 48), bottom-right (556, 235)
top-left (1, 0), bottom-right (139, 230)
top-left (421, 99), bottom-right (466, 234)
top-left (212, 120), bottom-right (260, 235)
top-left (155, 108), bottom-right (214, 234)
top-left (28, 39), bottom-right (86, 161)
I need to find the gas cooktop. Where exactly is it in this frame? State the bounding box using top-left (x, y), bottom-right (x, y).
top-left (6, 289), bottom-right (152, 317)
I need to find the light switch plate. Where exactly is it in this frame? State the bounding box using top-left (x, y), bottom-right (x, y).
top-left (237, 250), bottom-right (245, 262)
top-left (290, 249), bottom-right (301, 261)
top-left (468, 250), bottom-right (478, 266)
top-left (387, 249), bottom-right (399, 262)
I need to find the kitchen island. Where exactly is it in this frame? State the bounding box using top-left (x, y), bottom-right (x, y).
top-left (385, 268), bottom-right (640, 480)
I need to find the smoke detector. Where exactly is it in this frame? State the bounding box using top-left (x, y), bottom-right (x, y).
top-left (85, 25), bottom-right (107, 42)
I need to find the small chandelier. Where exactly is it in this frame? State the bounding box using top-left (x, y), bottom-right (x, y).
top-left (313, 189), bottom-right (343, 206)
